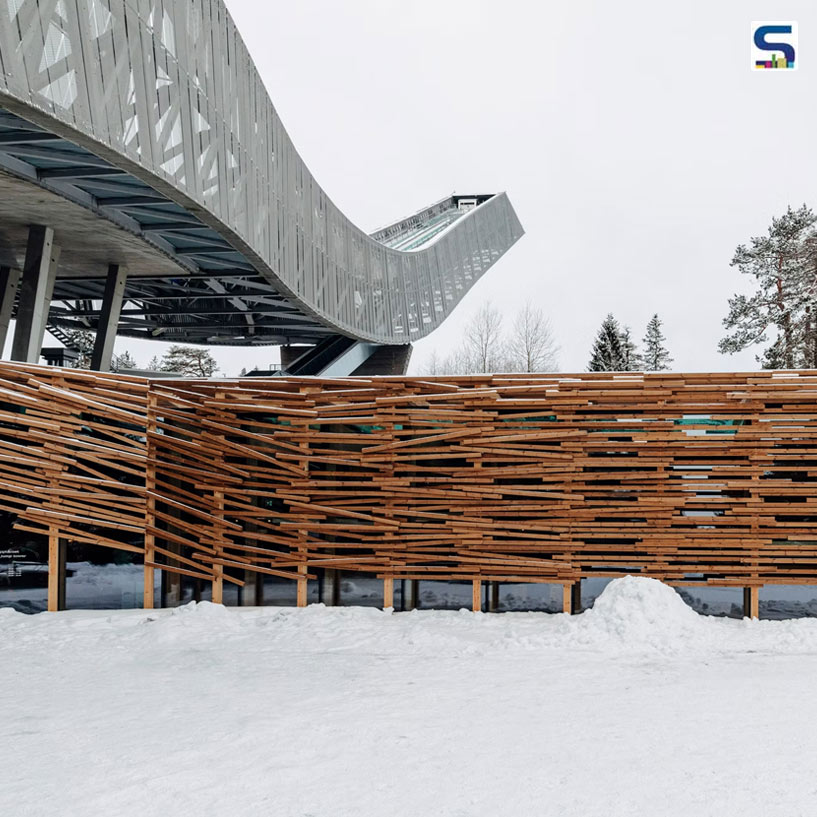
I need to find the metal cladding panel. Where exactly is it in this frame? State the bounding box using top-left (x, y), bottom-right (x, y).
top-left (0, 0), bottom-right (524, 344)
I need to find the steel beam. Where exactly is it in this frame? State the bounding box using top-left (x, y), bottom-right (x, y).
top-left (11, 225), bottom-right (60, 363)
top-left (90, 264), bottom-right (127, 371)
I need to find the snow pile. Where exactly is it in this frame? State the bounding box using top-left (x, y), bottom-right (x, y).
top-left (580, 576), bottom-right (705, 651)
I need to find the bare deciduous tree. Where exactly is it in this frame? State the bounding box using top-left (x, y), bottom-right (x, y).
top-left (464, 301), bottom-right (505, 373)
top-left (420, 301), bottom-right (559, 375)
top-left (506, 304), bottom-right (559, 372)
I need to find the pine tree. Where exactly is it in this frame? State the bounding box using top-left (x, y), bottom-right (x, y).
top-left (111, 350), bottom-right (137, 371)
top-left (642, 314), bottom-right (673, 371)
top-left (159, 345), bottom-right (219, 377)
top-left (146, 356), bottom-right (161, 372)
top-left (588, 314), bottom-right (625, 371)
top-left (619, 326), bottom-right (642, 371)
top-left (719, 205), bottom-right (817, 368)
top-left (60, 329), bottom-right (94, 368)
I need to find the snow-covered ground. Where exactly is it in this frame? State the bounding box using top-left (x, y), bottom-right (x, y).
top-left (2, 577), bottom-right (817, 816)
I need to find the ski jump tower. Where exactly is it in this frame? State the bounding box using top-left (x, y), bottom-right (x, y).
top-left (0, 0), bottom-right (523, 375)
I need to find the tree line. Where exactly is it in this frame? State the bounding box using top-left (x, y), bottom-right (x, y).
top-left (423, 303), bottom-right (559, 375)
top-left (61, 329), bottom-right (219, 377)
top-left (588, 313), bottom-right (673, 372)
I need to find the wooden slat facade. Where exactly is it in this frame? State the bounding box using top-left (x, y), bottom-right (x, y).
top-left (4, 362), bottom-right (817, 610)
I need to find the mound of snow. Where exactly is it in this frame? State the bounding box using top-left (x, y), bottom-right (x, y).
top-left (581, 576), bottom-right (705, 651)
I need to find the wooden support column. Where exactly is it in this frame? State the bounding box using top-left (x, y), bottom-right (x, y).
top-left (744, 586), bottom-right (759, 619)
top-left (0, 266), bottom-right (21, 353)
top-left (11, 225), bottom-right (60, 363)
top-left (296, 563), bottom-right (308, 607)
top-left (383, 577), bottom-right (394, 609)
top-left (90, 264), bottom-right (127, 371)
top-left (562, 581), bottom-right (581, 614)
top-left (211, 489), bottom-right (224, 605)
top-left (472, 579), bottom-right (481, 612)
top-left (143, 392), bottom-right (156, 609)
top-left (47, 528), bottom-right (66, 612)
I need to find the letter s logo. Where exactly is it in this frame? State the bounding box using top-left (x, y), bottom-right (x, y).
top-left (754, 24), bottom-right (795, 63)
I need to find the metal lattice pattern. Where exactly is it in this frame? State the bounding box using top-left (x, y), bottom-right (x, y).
top-left (0, 0), bottom-right (523, 344)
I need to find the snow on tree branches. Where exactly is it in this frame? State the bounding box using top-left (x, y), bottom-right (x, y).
top-left (642, 314), bottom-right (673, 371)
top-left (719, 204), bottom-right (817, 369)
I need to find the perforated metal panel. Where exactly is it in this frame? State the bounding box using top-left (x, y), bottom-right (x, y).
top-left (0, 0), bottom-right (523, 343)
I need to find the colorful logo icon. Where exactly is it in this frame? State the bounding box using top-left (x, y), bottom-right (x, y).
top-left (752, 22), bottom-right (797, 70)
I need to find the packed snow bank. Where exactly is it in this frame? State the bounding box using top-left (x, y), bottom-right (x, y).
top-left (580, 575), bottom-right (704, 651)
top-left (4, 577), bottom-right (817, 817)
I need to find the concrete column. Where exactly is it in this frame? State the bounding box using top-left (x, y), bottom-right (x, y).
top-left (11, 225), bottom-right (60, 363)
top-left (0, 266), bottom-right (21, 354)
top-left (90, 264), bottom-right (127, 371)
top-left (320, 568), bottom-right (341, 605)
top-left (488, 581), bottom-right (500, 612)
top-left (240, 570), bottom-right (263, 606)
top-left (408, 579), bottom-right (419, 610)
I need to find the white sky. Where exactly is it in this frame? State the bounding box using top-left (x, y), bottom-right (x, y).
top-left (16, 0), bottom-right (817, 376)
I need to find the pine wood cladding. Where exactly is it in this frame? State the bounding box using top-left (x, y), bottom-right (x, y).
top-left (3, 362), bottom-right (817, 600)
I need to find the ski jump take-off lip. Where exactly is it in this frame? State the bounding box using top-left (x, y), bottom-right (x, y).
top-left (0, 0), bottom-right (523, 375)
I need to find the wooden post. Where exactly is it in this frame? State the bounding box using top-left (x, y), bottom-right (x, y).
top-left (562, 582), bottom-right (573, 614)
top-left (744, 586), bottom-right (759, 619)
top-left (211, 489), bottom-right (224, 605)
top-left (383, 577), bottom-right (394, 609)
top-left (472, 579), bottom-right (481, 612)
top-left (296, 565), bottom-right (308, 607)
top-left (47, 528), bottom-right (66, 612)
top-left (143, 392), bottom-right (156, 609)
top-left (562, 581), bottom-right (581, 614)
top-left (489, 581), bottom-right (499, 612)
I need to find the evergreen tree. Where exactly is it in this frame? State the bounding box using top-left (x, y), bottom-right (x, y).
top-left (619, 326), bottom-right (642, 371)
top-left (719, 205), bottom-right (817, 368)
top-left (159, 345), bottom-right (219, 377)
top-left (60, 329), bottom-right (94, 368)
top-left (146, 356), bottom-right (161, 371)
top-left (111, 350), bottom-right (137, 371)
top-left (588, 314), bottom-right (625, 371)
top-left (642, 314), bottom-right (673, 371)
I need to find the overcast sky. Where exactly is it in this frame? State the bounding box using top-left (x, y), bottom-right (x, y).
top-left (41, 0), bottom-right (817, 375)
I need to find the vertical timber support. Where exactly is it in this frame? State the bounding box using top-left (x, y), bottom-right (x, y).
top-left (0, 266), bottom-right (21, 353)
top-left (296, 566), bottom-right (308, 607)
top-left (47, 527), bottom-right (66, 612)
top-left (143, 392), bottom-right (156, 609)
top-left (383, 577), bottom-right (394, 609)
top-left (472, 579), bottom-right (481, 612)
top-left (562, 581), bottom-right (581, 615)
top-left (211, 489), bottom-right (224, 605)
top-left (90, 264), bottom-right (127, 371)
top-left (743, 586), bottom-right (759, 619)
top-left (11, 225), bottom-right (60, 363)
